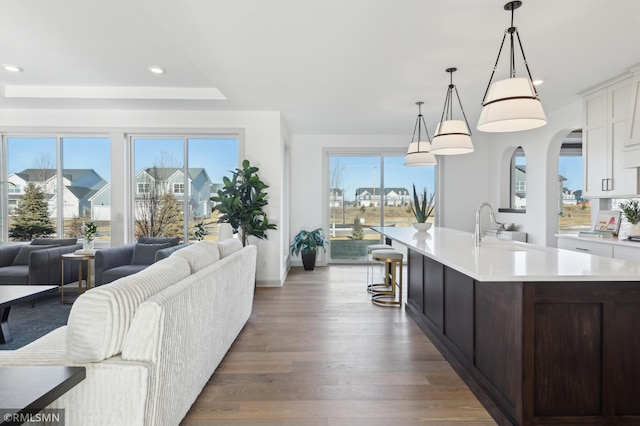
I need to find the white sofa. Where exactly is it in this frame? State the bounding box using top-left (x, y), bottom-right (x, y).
top-left (0, 239), bottom-right (257, 426)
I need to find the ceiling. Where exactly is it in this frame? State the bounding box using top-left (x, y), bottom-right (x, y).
top-left (1, 0), bottom-right (639, 134)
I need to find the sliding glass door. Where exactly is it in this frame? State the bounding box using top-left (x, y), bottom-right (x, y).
top-left (132, 136), bottom-right (238, 242)
top-left (328, 153), bottom-right (435, 262)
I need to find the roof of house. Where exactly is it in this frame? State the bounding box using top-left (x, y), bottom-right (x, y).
top-left (355, 187), bottom-right (409, 196)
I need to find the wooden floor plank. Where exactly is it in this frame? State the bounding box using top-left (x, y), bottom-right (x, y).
top-left (181, 265), bottom-right (496, 425)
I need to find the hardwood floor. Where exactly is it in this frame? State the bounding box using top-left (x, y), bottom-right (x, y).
top-left (181, 265), bottom-right (496, 425)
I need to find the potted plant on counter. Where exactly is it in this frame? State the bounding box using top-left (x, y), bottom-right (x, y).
top-left (290, 228), bottom-right (327, 271)
top-left (410, 184), bottom-right (435, 232)
top-left (620, 199), bottom-right (640, 237)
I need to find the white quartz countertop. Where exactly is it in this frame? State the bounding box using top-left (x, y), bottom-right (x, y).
top-left (374, 226), bottom-right (640, 282)
top-left (556, 232), bottom-right (640, 248)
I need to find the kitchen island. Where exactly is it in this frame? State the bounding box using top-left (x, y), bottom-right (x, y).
top-left (375, 226), bottom-right (640, 426)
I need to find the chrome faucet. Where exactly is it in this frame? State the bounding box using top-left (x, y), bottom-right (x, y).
top-left (474, 202), bottom-right (505, 246)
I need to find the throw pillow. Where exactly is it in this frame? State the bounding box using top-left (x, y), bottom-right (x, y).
top-left (217, 238), bottom-right (243, 258)
top-left (137, 236), bottom-right (180, 247)
top-left (12, 244), bottom-right (59, 265)
top-left (130, 243), bottom-right (170, 265)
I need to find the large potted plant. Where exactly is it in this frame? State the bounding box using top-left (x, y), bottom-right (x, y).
top-left (290, 228), bottom-right (327, 271)
top-left (410, 184), bottom-right (435, 232)
top-left (620, 199), bottom-right (640, 236)
top-left (211, 160), bottom-right (277, 246)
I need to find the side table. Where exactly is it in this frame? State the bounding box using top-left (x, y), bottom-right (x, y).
top-left (61, 252), bottom-right (95, 304)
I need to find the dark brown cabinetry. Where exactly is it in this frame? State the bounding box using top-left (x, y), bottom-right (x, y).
top-left (406, 248), bottom-right (640, 426)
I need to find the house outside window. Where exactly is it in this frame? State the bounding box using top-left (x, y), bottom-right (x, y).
top-left (511, 147), bottom-right (526, 210)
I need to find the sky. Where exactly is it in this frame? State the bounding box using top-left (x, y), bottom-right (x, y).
top-left (7, 136), bottom-right (239, 184)
top-left (558, 156), bottom-right (583, 192)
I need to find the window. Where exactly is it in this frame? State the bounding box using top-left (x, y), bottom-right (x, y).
top-left (4, 135), bottom-right (111, 243)
top-left (511, 147), bottom-right (526, 210)
top-left (328, 154), bottom-right (435, 262)
top-left (558, 131), bottom-right (590, 233)
top-left (62, 137), bottom-right (111, 241)
top-left (132, 136), bottom-right (238, 242)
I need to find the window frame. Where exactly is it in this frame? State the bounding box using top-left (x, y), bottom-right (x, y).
top-left (1, 134), bottom-right (111, 242)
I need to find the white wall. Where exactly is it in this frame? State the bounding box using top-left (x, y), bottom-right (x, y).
top-left (0, 100), bottom-right (583, 284)
top-left (480, 100), bottom-right (582, 246)
top-left (289, 134), bottom-right (431, 267)
top-left (438, 132), bottom-right (493, 232)
top-left (0, 108), bottom-right (286, 287)
top-left (287, 100), bottom-right (583, 266)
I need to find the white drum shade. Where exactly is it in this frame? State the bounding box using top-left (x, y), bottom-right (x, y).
top-left (404, 141), bottom-right (437, 166)
top-left (477, 78), bottom-right (546, 132)
top-left (431, 120), bottom-right (474, 155)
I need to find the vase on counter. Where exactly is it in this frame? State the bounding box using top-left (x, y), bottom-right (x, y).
top-left (82, 238), bottom-right (94, 252)
top-left (629, 224), bottom-right (640, 238)
top-left (412, 222), bottom-right (432, 232)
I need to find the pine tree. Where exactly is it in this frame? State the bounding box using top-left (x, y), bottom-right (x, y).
top-left (9, 182), bottom-right (55, 241)
top-left (352, 217), bottom-right (364, 240)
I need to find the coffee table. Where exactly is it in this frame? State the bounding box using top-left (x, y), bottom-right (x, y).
top-left (0, 285), bottom-right (57, 344)
top-left (0, 366), bottom-right (85, 425)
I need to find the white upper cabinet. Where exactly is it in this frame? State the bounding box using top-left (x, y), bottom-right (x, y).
top-left (584, 76), bottom-right (640, 197)
top-left (624, 67), bottom-right (640, 166)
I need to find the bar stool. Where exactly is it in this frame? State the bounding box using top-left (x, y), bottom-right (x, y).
top-left (366, 243), bottom-right (392, 293)
top-left (370, 249), bottom-right (403, 307)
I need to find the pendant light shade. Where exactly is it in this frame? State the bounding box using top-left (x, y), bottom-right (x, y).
top-left (405, 141), bottom-right (437, 166)
top-left (431, 67), bottom-right (474, 155)
top-left (404, 101), bottom-right (437, 167)
top-left (432, 121), bottom-right (474, 154)
top-left (477, 1), bottom-right (546, 133)
top-left (477, 78), bottom-right (546, 132)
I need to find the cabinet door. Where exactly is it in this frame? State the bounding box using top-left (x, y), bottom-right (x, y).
top-left (583, 89), bottom-right (610, 196)
top-left (583, 78), bottom-right (638, 197)
top-left (557, 237), bottom-right (613, 258)
top-left (613, 245), bottom-right (640, 262)
top-left (626, 74), bottom-right (640, 150)
top-left (623, 73), bottom-right (640, 167)
top-left (608, 80), bottom-right (638, 196)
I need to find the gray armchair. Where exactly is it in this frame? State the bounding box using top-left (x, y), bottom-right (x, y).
top-left (95, 237), bottom-right (187, 286)
top-left (0, 238), bottom-right (84, 286)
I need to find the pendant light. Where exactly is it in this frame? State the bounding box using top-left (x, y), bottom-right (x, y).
top-left (404, 101), bottom-right (437, 167)
top-left (477, 1), bottom-right (546, 133)
top-left (431, 67), bottom-right (474, 155)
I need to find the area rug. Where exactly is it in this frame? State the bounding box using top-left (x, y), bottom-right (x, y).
top-left (0, 292), bottom-right (72, 350)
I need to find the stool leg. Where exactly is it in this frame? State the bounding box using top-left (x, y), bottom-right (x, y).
top-left (372, 259), bottom-right (402, 307)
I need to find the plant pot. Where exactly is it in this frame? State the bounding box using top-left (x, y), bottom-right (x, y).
top-left (630, 224), bottom-right (640, 237)
top-left (301, 248), bottom-right (317, 271)
top-left (412, 222), bottom-right (432, 232)
top-left (82, 238), bottom-right (94, 252)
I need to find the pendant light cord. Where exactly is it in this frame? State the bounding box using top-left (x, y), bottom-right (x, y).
top-left (438, 69), bottom-right (472, 135)
top-left (481, 1), bottom-right (539, 104)
top-left (411, 101), bottom-right (431, 150)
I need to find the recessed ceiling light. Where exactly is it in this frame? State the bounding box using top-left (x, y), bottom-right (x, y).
top-left (148, 66), bottom-right (165, 74)
top-left (533, 79), bottom-right (544, 86)
top-left (2, 64), bottom-right (23, 72)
